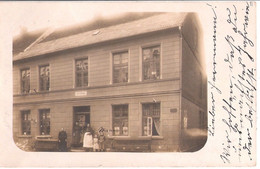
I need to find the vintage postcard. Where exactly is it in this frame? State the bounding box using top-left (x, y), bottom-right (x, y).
top-left (0, 1), bottom-right (257, 167)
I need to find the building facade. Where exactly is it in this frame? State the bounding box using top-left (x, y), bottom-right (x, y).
top-left (13, 13), bottom-right (207, 152)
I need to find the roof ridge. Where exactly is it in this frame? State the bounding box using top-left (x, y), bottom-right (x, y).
top-left (38, 13), bottom-right (179, 44)
top-left (14, 12), bottom-right (189, 61)
top-left (23, 28), bottom-right (55, 53)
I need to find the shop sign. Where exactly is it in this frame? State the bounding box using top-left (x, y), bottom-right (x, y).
top-left (75, 91), bottom-right (87, 96)
top-left (170, 108), bottom-right (177, 113)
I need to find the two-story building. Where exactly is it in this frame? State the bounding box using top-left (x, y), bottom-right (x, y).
top-left (13, 13), bottom-right (207, 152)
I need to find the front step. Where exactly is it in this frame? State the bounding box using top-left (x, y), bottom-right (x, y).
top-left (70, 147), bottom-right (85, 152)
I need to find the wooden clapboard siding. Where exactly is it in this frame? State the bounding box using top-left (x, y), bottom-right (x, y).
top-left (181, 38), bottom-right (206, 108)
top-left (13, 66), bottom-right (20, 94)
top-left (179, 15), bottom-right (207, 151)
top-left (13, 94), bottom-right (180, 150)
top-left (181, 13), bottom-right (207, 110)
top-left (13, 29), bottom-right (180, 99)
top-left (13, 28), bottom-right (182, 152)
top-left (13, 80), bottom-right (179, 105)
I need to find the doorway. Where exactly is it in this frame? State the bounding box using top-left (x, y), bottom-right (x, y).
top-left (72, 106), bottom-right (90, 147)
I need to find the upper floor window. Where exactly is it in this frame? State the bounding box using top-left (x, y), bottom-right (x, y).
top-left (142, 46), bottom-right (160, 80)
top-left (39, 65), bottom-right (50, 91)
top-left (112, 104), bottom-right (128, 136)
top-left (21, 68), bottom-right (30, 94)
top-left (39, 109), bottom-right (50, 135)
top-left (142, 103), bottom-right (160, 136)
top-left (75, 58), bottom-right (88, 87)
top-left (21, 110), bottom-right (31, 135)
top-left (113, 52), bottom-right (128, 83)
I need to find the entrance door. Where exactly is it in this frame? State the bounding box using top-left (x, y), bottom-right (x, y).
top-left (72, 106), bottom-right (90, 146)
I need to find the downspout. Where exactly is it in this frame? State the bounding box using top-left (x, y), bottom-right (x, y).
top-left (178, 25), bottom-right (183, 152)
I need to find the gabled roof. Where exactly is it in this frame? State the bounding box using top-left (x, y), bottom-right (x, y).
top-left (13, 13), bottom-right (188, 61)
top-left (13, 28), bottom-right (47, 56)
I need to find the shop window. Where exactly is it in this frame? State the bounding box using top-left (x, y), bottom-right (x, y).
top-left (142, 103), bottom-right (160, 136)
top-left (39, 109), bottom-right (50, 135)
top-left (142, 46), bottom-right (160, 80)
top-left (75, 58), bottom-right (88, 87)
top-left (39, 65), bottom-right (50, 91)
top-left (112, 104), bottom-right (128, 136)
top-left (21, 68), bottom-right (30, 94)
top-left (113, 52), bottom-right (128, 83)
top-left (21, 110), bottom-right (31, 135)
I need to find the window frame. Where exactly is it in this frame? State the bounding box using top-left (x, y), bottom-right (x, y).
top-left (21, 110), bottom-right (31, 135)
top-left (39, 64), bottom-right (50, 92)
top-left (112, 51), bottom-right (129, 84)
top-left (112, 104), bottom-right (129, 136)
top-left (75, 57), bottom-right (89, 88)
top-left (39, 109), bottom-right (51, 135)
top-left (142, 102), bottom-right (161, 136)
top-left (142, 45), bottom-right (161, 81)
top-left (20, 68), bottom-right (30, 94)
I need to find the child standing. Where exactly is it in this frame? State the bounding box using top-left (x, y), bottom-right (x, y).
top-left (93, 134), bottom-right (100, 152)
top-left (99, 130), bottom-right (106, 152)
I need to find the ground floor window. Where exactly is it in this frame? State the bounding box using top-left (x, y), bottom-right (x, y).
top-left (39, 109), bottom-right (50, 135)
top-left (112, 104), bottom-right (128, 136)
top-left (21, 110), bottom-right (31, 135)
top-left (142, 103), bottom-right (160, 136)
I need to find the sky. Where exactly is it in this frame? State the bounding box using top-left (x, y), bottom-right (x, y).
top-left (1, 1), bottom-right (207, 37)
top-left (0, 1), bottom-right (259, 167)
top-left (4, 2), bottom-right (125, 36)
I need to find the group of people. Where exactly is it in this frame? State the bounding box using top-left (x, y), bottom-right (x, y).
top-left (83, 124), bottom-right (106, 152)
top-left (58, 124), bottom-right (106, 152)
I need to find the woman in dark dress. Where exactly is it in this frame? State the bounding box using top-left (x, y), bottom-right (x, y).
top-left (73, 122), bottom-right (81, 146)
top-left (58, 128), bottom-right (67, 152)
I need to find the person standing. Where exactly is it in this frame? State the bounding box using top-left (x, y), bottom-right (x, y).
top-left (73, 122), bottom-right (81, 146)
top-left (58, 128), bottom-right (67, 152)
top-left (83, 123), bottom-right (93, 151)
top-left (99, 130), bottom-right (106, 152)
top-left (93, 134), bottom-right (100, 152)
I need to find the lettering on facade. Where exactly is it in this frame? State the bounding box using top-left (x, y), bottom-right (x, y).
top-left (75, 91), bottom-right (87, 96)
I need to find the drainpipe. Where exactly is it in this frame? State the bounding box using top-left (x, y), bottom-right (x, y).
top-left (178, 25), bottom-right (183, 152)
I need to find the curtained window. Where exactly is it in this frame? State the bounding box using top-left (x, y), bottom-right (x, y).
top-left (142, 46), bottom-right (160, 80)
top-left (142, 103), bottom-right (160, 136)
top-left (75, 58), bottom-right (88, 87)
top-left (21, 68), bottom-right (30, 94)
top-left (113, 52), bottom-right (128, 83)
top-left (112, 104), bottom-right (128, 136)
top-left (21, 110), bottom-right (31, 135)
top-left (39, 65), bottom-right (50, 91)
top-left (39, 109), bottom-right (50, 135)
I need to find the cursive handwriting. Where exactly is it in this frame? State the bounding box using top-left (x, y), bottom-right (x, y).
top-left (238, 2), bottom-right (254, 49)
top-left (209, 92), bottom-right (216, 136)
top-left (225, 35), bottom-right (254, 62)
top-left (219, 2), bottom-right (255, 163)
top-left (207, 3), bottom-right (221, 137)
top-left (243, 128), bottom-right (253, 160)
top-left (220, 130), bottom-right (232, 163)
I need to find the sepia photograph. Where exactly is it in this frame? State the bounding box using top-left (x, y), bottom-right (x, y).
top-left (0, 1), bottom-right (257, 167)
top-left (13, 12), bottom-right (207, 153)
